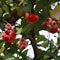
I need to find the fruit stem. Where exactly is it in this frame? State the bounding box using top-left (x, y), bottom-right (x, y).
top-left (29, 29), bottom-right (41, 60)
top-left (29, 0), bottom-right (42, 60)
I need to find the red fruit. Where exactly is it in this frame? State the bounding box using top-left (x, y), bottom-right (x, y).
top-left (28, 14), bottom-right (39, 23)
top-left (20, 38), bottom-right (25, 42)
top-left (42, 22), bottom-right (47, 27)
top-left (46, 24), bottom-right (52, 29)
top-left (16, 38), bottom-right (28, 50)
top-left (24, 12), bottom-right (30, 19)
top-left (20, 44), bottom-right (27, 50)
top-left (51, 21), bottom-right (58, 27)
top-left (5, 23), bottom-right (11, 30)
top-left (19, 38), bottom-right (25, 45)
top-left (2, 34), bottom-right (9, 41)
top-left (2, 34), bottom-right (13, 44)
top-left (19, 42), bottom-right (28, 50)
top-left (21, 41), bottom-right (28, 50)
top-left (6, 39), bottom-right (13, 44)
top-left (50, 27), bottom-right (58, 33)
top-left (4, 29), bottom-right (10, 35)
top-left (11, 26), bottom-right (16, 32)
top-left (9, 31), bottom-right (16, 40)
top-left (46, 17), bottom-right (52, 23)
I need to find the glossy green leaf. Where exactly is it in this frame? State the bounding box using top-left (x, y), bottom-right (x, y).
top-left (36, 35), bottom-right (47, 42)
top-left (21, 24), bottom-right (32, 34)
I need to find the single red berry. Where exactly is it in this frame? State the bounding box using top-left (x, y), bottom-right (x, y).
top-left (9, 31), bottom-right (16, 40)
top-left (23, 12), bottom-right (30, 19)
top-left (2, 34), bottom-right (9, 41)
top-left (34, 15), bottom-right (39, 22)
top-left (4, 29), bottom-right (10, 35)
top-left (19, 41), bottom-right (28, 50)
top-left (6, 39), bottom-right (13, 44)
top-left (9, 31), bottom-right (16, 38)
top-left (51, 21), bottom-right (58, 27)
top-left (20, 38), bottom-right (25, 42)
top-left (28, 14), bottom-right (39, 23)
top-left (5, 23), bottom-right (11, 30)
top-left (42, 22), bottom-right (47, 28)
top-left (46, 17), bottom-right (52, 23)
top-left (50, 27), bottom-right (58, 33)
top-left (20, 44), bottom-right (27, 50)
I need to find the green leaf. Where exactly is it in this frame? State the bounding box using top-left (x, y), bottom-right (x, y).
top-left (2, 5), bottom-right (9, 13)
top-left (36, 35), bottom-right (47, 42)
top-left (0, 8), bottom-right (3, 13)
top-left (57, 38), bottom-right (60, 46)
top-left (16, 7), bottom-right (24, 17)
top-left (41, 41), bottom-right (48, 48)
top-left (4, 43), bottom-right (18, 54)
top-left (21, 24), bottom-right (32, 34)
top-left (5, 57), bottom-right (15, 60)
top-left (21, 18), bottom-right (27, 28)
top-left (0, 8), bottom-right (3, 17)
top-left (0, 0), bottom-right (5, 3)
top-left (44, 55), bottom-right (49, 60)
top-left (16, 28), bottom-right (22, 34)
top-left (0, 47), bottom-right (5, 54)
top-left (3, 13), bottom-right (10, 19)
top-left (22, 0), bottom-right (32, 12)
top-left (2, 54), bottom-right (15, 60)
top-left (0, 42), bottom-right (3, 48)
top-left (0, 39), bottom-right (4, 48)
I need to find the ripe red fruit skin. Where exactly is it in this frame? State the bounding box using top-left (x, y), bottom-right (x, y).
top-left (46, 17), bottom-right (52, 23)
top-left (9, 31), bottom-right (16, 40)
top-left (28, 14), bottom-right (39, 23)
top-left (24, 12), bottom-right (30, 19)
top-left (2, 32), bottom-right (16, 44)
top-left (51, 21), bottom-right (58, 27)
top-left (20, 38), bottom-right (25, 42)
top-left (11, 26), bottom-right (16, 32)
top-left (2, 23), bottom-right (16, 44)
top-left (2, 34), bottom-right (9, 41)
top-left (20, 44), bottom-right (27, 50)
top-left (42, 22), bottom-right (47, 28)
top-left (4, 29), bottom-right (10, 35)
top-left (2, 31), bottom-right (16, 44)
top-left (2, 34), bottom-right (12, 44)
top-left (16, 38), bottom-right (28, 50)
top-left (6, 39), bottom-right (13, 44)
top-left (50, 27), bottom-right (58, 33)
top-left (5, 23), bottom-right (11, 30)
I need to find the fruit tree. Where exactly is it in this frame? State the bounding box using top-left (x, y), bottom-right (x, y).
top-left (0, 0), bottom-right (60, 60)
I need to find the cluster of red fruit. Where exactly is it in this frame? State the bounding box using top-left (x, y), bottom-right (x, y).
top-left (16, 38), bottom-right (28, 50)
top-left (24, 12), bottom-right (39, 24)
top-left (42, 18), bottom-right (58, 33)
top-left (2, 23), bottom-right (16, 44)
